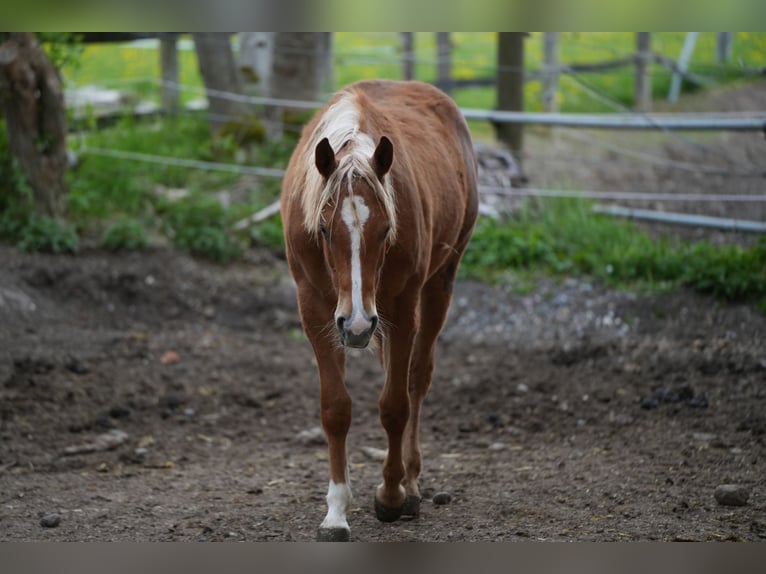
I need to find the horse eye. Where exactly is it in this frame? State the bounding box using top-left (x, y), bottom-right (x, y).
top-left (319, 223), bottom-right (329, 239)
top-left (383, 224), bottom-right (391, 238)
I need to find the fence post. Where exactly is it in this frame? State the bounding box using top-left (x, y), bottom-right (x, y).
top-left (634, 32), bottom-right (652, 112)
top-left (717, 32), bottom-right (733, 64)
top-left (436, 32), bottom-right (452, 93)
top-left (668, 32), bottom-right (699, 103)
top-left (401, 32), bottom-right (415, 80)
top-left (320, 32), bottom-right (334, 95)
top-left (542, 32), bottom-right (559, 113)
top-left (160, 34), bottom-right (179, 116)
top-left (495, 32), bottom-right (525, 161)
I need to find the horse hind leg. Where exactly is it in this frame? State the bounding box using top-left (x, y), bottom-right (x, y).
top-left (374, 298), bottom-right (418, 523)
top-left (401, 262), bottom-right (460, 516)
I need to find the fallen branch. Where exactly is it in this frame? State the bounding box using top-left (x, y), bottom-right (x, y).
top-left (233, 200), bottom-right (281, 230)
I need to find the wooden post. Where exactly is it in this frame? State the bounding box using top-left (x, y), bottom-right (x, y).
top-left (320, 32), bottom-right (334, 95)
top-left (634, 32), bottom-right (651, 112)
top-left (717, 32), bottom-right (733, 64)
top-left (160, 34), bottom-right (179, 116)
top-left (436, 32), bottom-right (452, 93)
top-left (401, 32), bottom-right (414, 80)
top-left (542, 32), bottom-right (559, 113)
top-left (495, 32), bottom-right (525, 160)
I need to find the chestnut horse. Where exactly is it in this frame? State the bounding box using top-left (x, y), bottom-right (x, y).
top-left (280, 80), bottom-right (478, 541)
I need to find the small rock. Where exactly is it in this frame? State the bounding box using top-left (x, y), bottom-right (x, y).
top-left (714, 484), bottom-right (750, 507)
top-left (62, 429), bottom-right (129, 456)
top-left (360, 446), bottom-right (387, 461)
top-left (688, 394), bottom-right (708, 408)
top-left (40, 513), bottom-right (61, 528)
top-left (692, 432), bottom-right (717, 443)
top-left (160, 351), bottom-right (180, 365)
top-left (640, 396), bottom-right (658, 410)
top-left (488, 442), bottom-right (505, 452)
top-left (295, 426), bottom-right (326, 446)
top-left (65, 357), bottom-right (89, 375)
top-left (432, 491), bottom-right (452, 506)
top-left (109, 405), bottom-right (131, 419)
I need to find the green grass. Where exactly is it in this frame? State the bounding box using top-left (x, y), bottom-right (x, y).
top-left (461, 199), bottom-right (766, 304)
top-left (64, 113), bottom-right (291, 261)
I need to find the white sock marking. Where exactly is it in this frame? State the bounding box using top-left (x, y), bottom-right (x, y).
top-left (320, 480), bottom-right (353, 531)
top-left (340, 195), bottom-right (373, 334)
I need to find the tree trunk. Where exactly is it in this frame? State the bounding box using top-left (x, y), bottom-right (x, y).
top-left (271, 33), bottom-right (325, 102)
top-left (0, 32), bottom-right (68, 218)
top-left (192, 33), bottom-right (249, 136)
top-left (238, 32), bottom-right (274, 97)
top-left (268, 32), bottom-right (327, 140)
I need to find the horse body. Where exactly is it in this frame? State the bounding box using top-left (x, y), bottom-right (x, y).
top-left (281, 80), bottom-right (478, 540)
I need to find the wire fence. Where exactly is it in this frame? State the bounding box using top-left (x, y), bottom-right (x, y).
top-left (67, 33), bottom-right (766, 231)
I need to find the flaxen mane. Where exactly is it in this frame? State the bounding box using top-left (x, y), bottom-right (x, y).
top-left (297, 90), bottom-right (398, 243)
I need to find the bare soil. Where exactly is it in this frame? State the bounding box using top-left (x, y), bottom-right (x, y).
top-left (1, 82), bottom-right (765, 542)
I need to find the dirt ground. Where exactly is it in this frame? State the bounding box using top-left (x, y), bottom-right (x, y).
top-left (1, 82), bottom-right (765, 542)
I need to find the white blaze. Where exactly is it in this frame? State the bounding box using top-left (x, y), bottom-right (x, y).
top-left (320, 480), bottom-right (352, 531)
top-left (340, 195), bottom-right (373, 335)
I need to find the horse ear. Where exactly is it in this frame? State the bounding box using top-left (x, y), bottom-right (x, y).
top-left (372, 136), bottom-right (393, 180)
top-left (315, 137), bottom-right (337, 179)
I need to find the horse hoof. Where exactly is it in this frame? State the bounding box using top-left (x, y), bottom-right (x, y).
top-left (374, 497), bottom-right (403, 523)
top-left (317, 527), bottom-right (350, 542)
top-left (402, 494), bottom-right (421, 517)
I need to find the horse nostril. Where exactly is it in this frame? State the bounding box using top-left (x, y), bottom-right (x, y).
top-left (336, 316), bottom-right (346, 332)
top-left (370, 315), bottom-right (378, 332)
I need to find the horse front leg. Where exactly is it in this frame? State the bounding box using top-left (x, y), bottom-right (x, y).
top-left (298, 286), bottom-right (352, 541)
top-left (374, 296), bottom-right (418, 522)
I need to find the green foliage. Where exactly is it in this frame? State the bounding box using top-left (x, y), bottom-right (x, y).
top-left (250, 215), bottom-right (285, 249)
top-left (215, 115), bottom-right (266, 148)
top-left (17, 215), bottom-right (79, 254)
top-left (0, 121), bottom-right (81, 254)
top-left (64, 114), bottom-right (295, 261)
top-left (462, 199), bottom-right (766, 303)
top-left (38, 33), bottom-right (83, 74)
top-left (158, 194), bottom-right (241, 263)
top-left (101, 217), bottom-right (149, 251)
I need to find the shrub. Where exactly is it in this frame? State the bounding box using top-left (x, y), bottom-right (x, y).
top-left (17, 216), bottom-right (79, 254)
top-left (101, 217), bottom-right (149, 251)
top-left (160, 195), bottom-right (240, 263)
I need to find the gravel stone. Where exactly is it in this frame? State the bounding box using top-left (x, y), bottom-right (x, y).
top-left (714, 484), bottom-right (750, 507)
top-left (432, 492), bottom-right (452, 506)
top-left (40, 513), bottom-right (61, 528)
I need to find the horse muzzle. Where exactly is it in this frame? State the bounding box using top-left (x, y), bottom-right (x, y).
top-left (337, 313), bottom-right (378, 349)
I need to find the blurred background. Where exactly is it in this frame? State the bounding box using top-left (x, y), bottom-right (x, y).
top-left (1, 32), bottom-right (764, 303)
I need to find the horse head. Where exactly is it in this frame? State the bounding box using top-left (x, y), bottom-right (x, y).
top-left (314, 135), bottom-right (394, 348)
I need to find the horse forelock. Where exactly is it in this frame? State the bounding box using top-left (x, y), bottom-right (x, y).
top-left (299, 91), bottom-right (397, 244)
